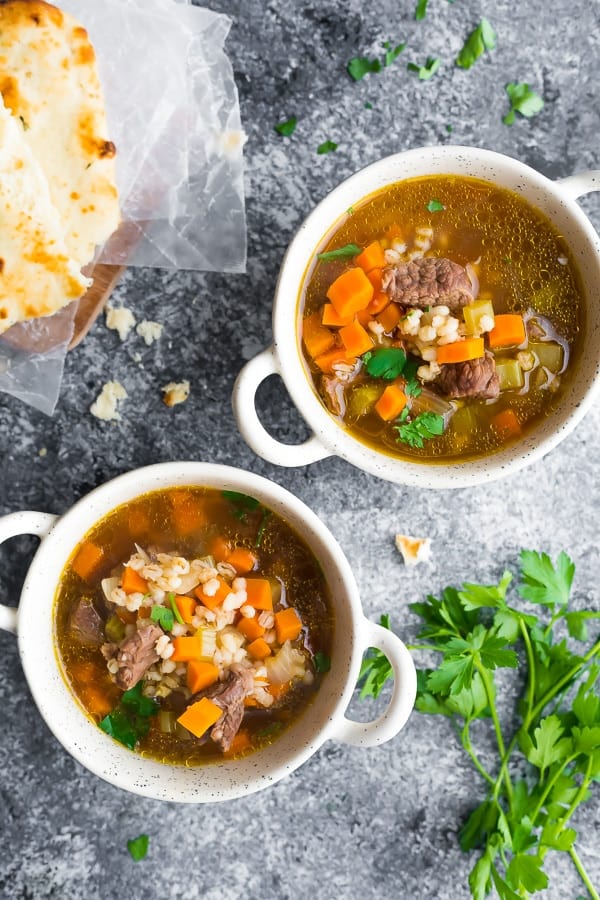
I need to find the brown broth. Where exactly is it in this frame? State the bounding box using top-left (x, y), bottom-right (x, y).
top-left (54, 487), bottom-right (334, 766)
top-left (299, 175), bottom-right (585, 462)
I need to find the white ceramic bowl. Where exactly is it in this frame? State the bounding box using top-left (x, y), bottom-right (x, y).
top-left (233, 145), bottom-right (600, 488)
top-left (0, 462), bottom-right (416, 802)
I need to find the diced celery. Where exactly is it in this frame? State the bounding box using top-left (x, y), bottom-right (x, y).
top-left (346, 383), bottom-right (383, 420)
top-left (267, 576), bottom-right (283, 606)
top-left (105, 614), bottom-right (126, 643)
top-left (409, 387), bottom-right (455, 425)
top-left (450, 404), bottom-right (477, 436)
top-left (159, 711), bottom-right (177, 733)
top-left (529, 341), bottom-right (564, 373)
top-left (496, 358), bottom-right (524, 391)
top-left (175, 722), bottom-right (192, 741)
top-left (196, 627), bottom-right (217, 660)
top-left (463, 299), bottom-right (495, 335)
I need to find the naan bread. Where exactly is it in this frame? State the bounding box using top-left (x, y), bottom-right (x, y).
top-left (0, 0), bottom-right (120, 269)
top-left (0, 96), bottom-right (90, 333)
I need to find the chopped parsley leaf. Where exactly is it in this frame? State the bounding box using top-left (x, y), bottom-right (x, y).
top-left (222, 490), bottom-right (260, 511)
top-left (274, 117), bottom-right (297, 137)
top-left (503, 82), bottom-right (544, 126)
top-left (426, 199), bottom-right (445, 212)
top-left (415, 0), bottom-right (428, 20)
top-left (446, 124), bottom-right (453, 133)
top-left (255, 509), bottom-right (271, 547)
top-left (363, 347), bottom-right (407, 380)
top-left (317, 243), bottom-right (361, 261)
top-left (317, 140), bottom-right (338, 155)
top-left (383, 41), bottom-right (406, 67)
top-left (407, 56), bottom-right (441, 81)
top-left (456, 18), bottom-right (496, 69)
top-left (257, 722), bottom-right (283, 738)
top-left (313, 651), bottom-right (331, 673)
top-left (404, 376), bottom-right (423, 398)
top-left (150, 605), bottom-right (174, 631)
top-left (395, 411), bottom-right (445, 448)
top-left (168, 592), bottom-right (185, 625)
top-left (127, 835), bottom-right (149, 862)
top-left (100, 684), bottom-right (159, 750)
top-left (347, 56), bottom-right (382, 81)
top-left (357, 615), bottom-right (393, 699)
top-left (364, 101), bottom-right (373, 110)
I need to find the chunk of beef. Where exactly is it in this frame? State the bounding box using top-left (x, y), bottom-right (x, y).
top-left (382, 257), bottom-right (474, 310)
top-left (68, 598), bottom-right (104, 645)
top-left (435, 351), bottom-right (500, 400)
top-left (321, 374), bottom-right (346, 417)
top-left (191, 666), bottom-right (253, 752)
top-left (102, 622), bottom-right (163, 691)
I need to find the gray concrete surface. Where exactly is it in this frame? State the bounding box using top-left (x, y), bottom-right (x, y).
top-left (1, 0), bottom-right (600, 898)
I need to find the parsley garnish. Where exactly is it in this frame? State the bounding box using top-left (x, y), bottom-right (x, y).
top-left (274, 117), bottom-right (297, 137)
top-left (317, 243), bottom-right (361, 262)
top-left (407, 56), bottom-right (441, 81)
top-left (415, 0), bottom-right (428, 20)
top-left (388, 550), bottom-right (600, 900)
top-left (168, 592), bottom-right (185, 625)
top-left (395, 411), bottom-right (445, 448)
top-left (313, 651), bottom-right (331, 673)
top-left (404, 376), bottom-right (422, 398)
top-left (223, 490), bottom-right (261, 521)
top-left (127, 834), bottom-right (149, 862)
top-left (456, 18), bottom-right (497, 69)
top-left (257, 722), bottom-right (283, 739)
top-left (364, 102), bottom-right (373, 110)
top-left (357, 614), bottom-right (393, 699)
top-left (99, 683), bottom-right (159, 750)
top-left (317, 140), bottom-right (338, 155)
top-left (382, 41), bottom-right (405, 67)
top-left (426, 199), bottom-right (445, 212)
top-left (446, 124), bottom-right (453, 133)
top-left (255, 508), bottom-right (271, 547)
top-left (503, 82), bottom-right (544, 125)
top-left (363, 347), bottom-right (407, 379)
top-left (150, 605), bottom-right (174, 631)
top-left (347, 41), bottom-right (405, 81)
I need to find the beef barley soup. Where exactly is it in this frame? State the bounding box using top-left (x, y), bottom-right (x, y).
top-left (300, 175), bottom-right (585, 462)
top-left (54, 487), bottom-right (334, 765)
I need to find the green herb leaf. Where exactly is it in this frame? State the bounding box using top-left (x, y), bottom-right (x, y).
top-left (426, 199), bottom-right (445, 212)
top-left (257, 722), bottom-right (283, 739)
top-left (506, 854), bottom-right (548, 894)
top-left (395, 411), bottom-right (445, 448)
top-left (415, 0), bottom-right (428, 20)
top-left (127, 834), bottom-right (149, 861)
top-left (150, 605), bottom-right (174, 631)
top-left (255, 509), bottom-right (271, 548)
top-left (317, 243), bottom-right (362, 262)
top-left (363, 347), bottom-right (407, 379)
top-left (100, 684), bottom-right (159, 750)
top-left (525, 715), bottom-right (574, 776)
top-left (383, 41), bottom-right (405, 67)
top-left (364, 101), bottom-right (373, 110)
top-left (456, 18), bottom-right (497, 69)
top-left (168, 592), bottom-right (185, 625)
top-left (407, 56), bottom-right (441, 81)
top-left (222, 490), bottom-right (261, 514)
top-left (313, 651), bottom-right (331, 673)
top-left (404, 376), bottom-right (422, 398)
top-left (357, 614), bottom-right (393, 698)
top-left (317, 140), bottom-right (338, 155)
top-left (503, 82), bottom-right (544, 125)
top-left (347, 56), bottom-right (382, 81)
top-left (518, 549), bottom-right (574, 608)
top-left (274, 117), bottom-right (297, 137)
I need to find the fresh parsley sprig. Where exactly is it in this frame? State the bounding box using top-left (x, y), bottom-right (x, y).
top-left (395, 410), bottom-right (445, 448)
top-left (358, 551), bottom-right (600, 899)
top-left (503, 82), bottom-right (544, 126)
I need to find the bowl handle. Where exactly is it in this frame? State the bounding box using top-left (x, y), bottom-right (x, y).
top-left (556, 170), bottom-right (600, 199)
top-left (233, 346), bottom-right (332, 467)
top-left (332, 618), bottom-right (417, 747)
top-left (0, 511), bottom-right (58, 634)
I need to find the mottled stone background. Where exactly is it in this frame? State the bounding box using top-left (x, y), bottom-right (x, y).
top-left (1, 1), bottom-right (599, 898)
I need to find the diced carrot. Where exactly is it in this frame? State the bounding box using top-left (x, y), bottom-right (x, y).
top-left (115, 608), bottom-right (137, 625)
top-left (375, 384), bottom-right (408, 421)
top-left (367, 291), bottom-right (390, 315)
top-left (385, 223), bottom-right (404, 242)
top-left (71, 541), bottom-right (104, 581)
top-left (171, 635), bottom-right (202, 662)
top-left (275, 607), bottom-right (303, 643)
top-left (175, 595), bottom-right (197, 624)
top-left (208, 535), bottom-right (232, 562)
top-left (223, 729), bottom-right (252, 757)
top-left (491, 408), bottom-right (522, 440)
top-left (195, 576), bottom-right (231, 611)
top-left (356, 308), bottom-right (373, 328)
top-left (177, 697), bottom-right (222, 738)
top-left (138, 606), bottom-right (151, 619)
top-left (247, 637), bottom-right (272, 659)
top-left (326, 267), bottom-right (374, 318)
top-left (186, 660), bottom-right (219, 694)
top-left (121, 566), bottom-right (149, 595)
top-left (244, 696), bottom-right (260, 707)
top-left (339, 320), bottom-right (374, 356)
top-left (81, 685), bottom-right (113, 719)
top-left (227, 547), bottom-right (258, 574)
top-left (322, 304), bottom-right (353, 328)
top-left (268, 681), bottom-right (290, 701)
top-left (366, 268), bottom-right (383, 292)
top-left (377, 302), bottom-right (401, 334)
top-left (488, 314), bottom-right (526, 349)
top-left (303, 311), bottom-right (336, 359)
top-left (244, 578), bottom-right (273, 611)
top-left (238, 617), bottom-right (266, 641)
top-left (170, 490), bottom-right (206, 536)
top-left (437, 337), bottom-right (485, 365)
top-left (355, 240), bottom-right (386, 273)
top-left (313, 348), bottom-right (356, 374)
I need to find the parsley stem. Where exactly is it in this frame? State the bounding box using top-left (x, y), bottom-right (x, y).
top-left (518, 617), bottom-right (536, 725)
top-left (460, 721), bottom-right (495, 786)
top-left (529, 638), bottom-right (600, 725)
top-left (530, 756), bottom-right (574, 823)
top-left (568, 845), bottom-right (599, 900)
top-left (475, 660), bottom-right (513, 806)
top-left (405, 643), bottom-right (443, 653)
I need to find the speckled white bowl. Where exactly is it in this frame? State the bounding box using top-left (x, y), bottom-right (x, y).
top-left (0, 462), bottom-right (416, 802)
top-left (233, 145), bottom-right (600, 488)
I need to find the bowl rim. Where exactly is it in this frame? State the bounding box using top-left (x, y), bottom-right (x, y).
top-left (271, 145), bottom-right (600, 488)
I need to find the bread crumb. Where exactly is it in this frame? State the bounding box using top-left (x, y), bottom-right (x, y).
top-left (106, 305), bottom-right (136, 341)
top-left (132, 352), bottom-right (142, 363)
top-left (38, 447), bottom-right (47, 457)
top-left (90, 381), bottom-right (127, 421)
top-left (395, 534), bottom-right (431, 567)
top-left (161, 380), bottom-right (190, 407)
top-left (136, 320), bottom-right (163, 345)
